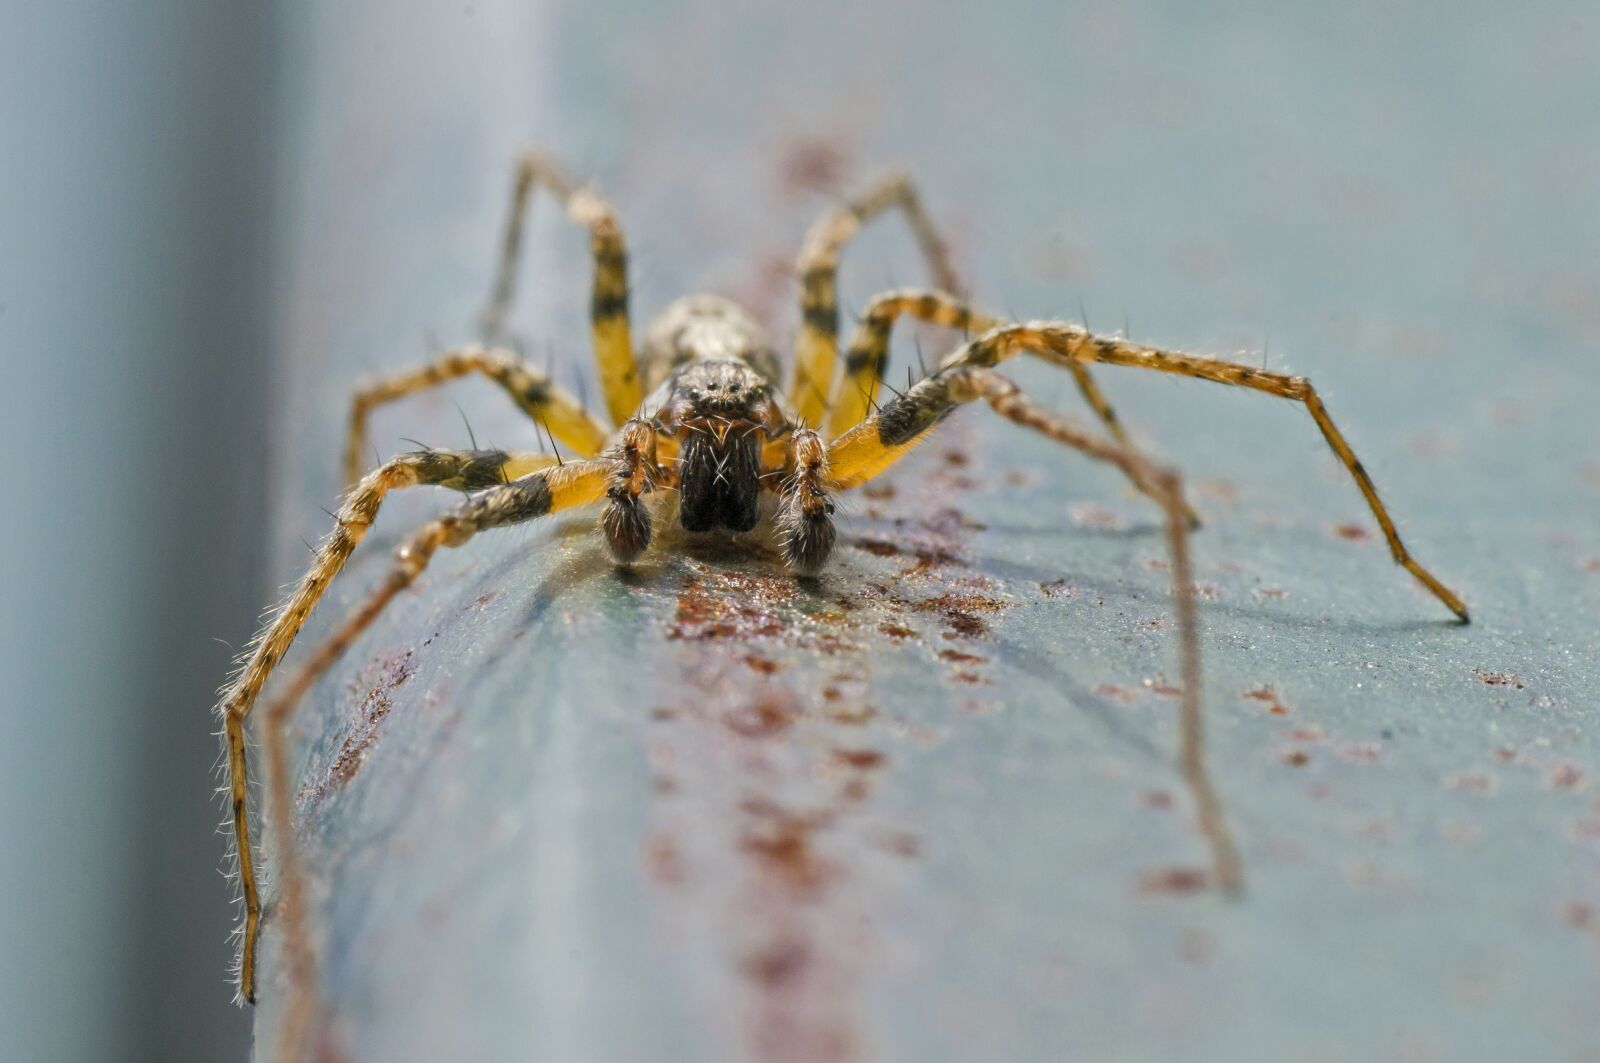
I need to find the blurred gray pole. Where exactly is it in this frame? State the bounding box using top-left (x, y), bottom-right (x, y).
top-left (0, 4), bottom-right (270, 1061)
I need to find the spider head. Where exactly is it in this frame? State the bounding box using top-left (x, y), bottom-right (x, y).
top-left (661, 360), bottom-right (778, 533)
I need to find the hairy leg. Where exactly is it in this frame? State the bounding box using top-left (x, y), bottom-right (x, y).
top-left (826, 288), bottom-right (1122, 450)
top-left (829, 365), bottom-right (1243, 893)
top-left (217, 447), bottom-right (555, 1004)
top-left (481, 149), bottom-right (641, 425)
top-left (827, 288), bottom-right (1195, 524)
top-left (343, 346), bottom-right (611, 489)
top-left (790, 172), bottom-right (960, 427)
top-left (257, 459), bottom-right (617, 1057)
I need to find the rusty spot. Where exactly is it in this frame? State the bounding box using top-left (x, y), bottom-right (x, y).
top-left (878, 622), bottom-right (917, 639)
top-left (667, 569), bottom-right (802, 643)
top-left (645, 835), bottom-right (684, 887)
top-left (1140, 789), bottom-right (1174, 810)
top-left (914, 591), bottom-right (1006, 639)
top-left (1472, 668), bottom-right (1526, 689)
top-left (1548, 762), bottom-right (1587, 791)
top-left (779, 139), bottom-right (848, 195)
top-left (726, 696), bottom-right (798, 739)
top-left (743, 932), bottom-right (812, 988)
top-left (1333, 522), bottom-right (1374, 542)
top-left (1244, 685), bottom-right (1289, 715)
top-left (1137, 867), bottom-right (1210, 896)
top-left (953, 671), bottom-right (987, 684)
top-left (1069, 502), bottom-right (1127, 531)
top-left (828, 704), bottom-right (874, 726)
top-left (850, 537), bottom-right (899, 557)
top-left (942, 449), bottom-right (970, 467)
top-left (1336, 742), bottom-right (1384, 764)
top-left (1143, 676), bottom-right (1182, 697)
top-left (1280, 749), bottom-right (1311, 767)
top-left (744, 654), bottom-right (783, 675)
top-left (938, 648), bottom-right (987, 665)
top-left (1094, 683), bottom-right (1138, 705)
top-left (1286, 725), bottom-right (1327, 744)
top-left (650, 706), bottom-right (677, 721)
top-left (739, 805), bottom-right (832, 894)
top-left (861, 482), bottom-right (896, 500)
top-left (873, 829), bottom-right (922, 858)
top-left (318, 649), bottom-right (414, 796)
top-left (832, 748), bottom-right (885, 771)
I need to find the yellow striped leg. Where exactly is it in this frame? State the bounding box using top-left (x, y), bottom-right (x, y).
top-left (343, 346), bottom-right (611, 490)
top-left (838, 322), bottom-right (1468, 621)
top-left (217, 448), bottom-right (557, 1006)
top-left (791, 172), bottom-right (960, 427)
top-left (481, 149), bottom-right (642, 426)
top-left (827, 289), bottom-right (1137, 475)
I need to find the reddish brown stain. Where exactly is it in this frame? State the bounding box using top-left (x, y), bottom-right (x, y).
top-left (832, 748), bottom-right (886, 771)
top-left (850, 537), bottom-right (899, 558)
top-left (1548, 762), bottom-right (1586, 791)
top-left (739, 803), bottom-right (833, 894)
top-left (743, 931), bottom-right (812, 988)
top-left (1447, 772), bottom-right (1497, 794)
top-left (1244, 686), bottom-right (1290, 715)
top-left (938, 648), bottom-right (987, 665)
top-left (1333, 522), bottom-right (1374, 542)
top-left (744, 654), bottom-right (783, 675)
top-left (1473, 668), bottom-right (1526, 689)
top-left (1140, 790), bottom-right (1174, 810)
top-left (645, 835), bottom-right (685, 887)
top-left (953, 671), bottom-right (986, 685)
top-left (1280, 749), bottom-right (1311, 767)
top-left (873, 830), bottom-right (922, 858)
top-left (316, 649), bottom-right (415, 798)
top-left (1137, 867), bottom-right (1210, 895)
top-left (1094, 683), bottom-right (1138, 705)
top-left (726, 697), bottom-right (799, 739)
top-left (828, 704), bottom-right (874, 726)
top-left (878, 622), bottom-right (917, 639)
top-left (778, 138), bottom-right (848, 196)
top-left (471, 591), bottom-right (499, 609)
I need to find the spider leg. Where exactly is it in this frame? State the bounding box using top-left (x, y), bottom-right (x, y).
top-left (343, 345), bottom-right (611, 489)
top-left (835, 322), bottom-right (1468, 620)
top-left (828, 365), bottom-right (1243, 895)
top-left (481, 149), bottom-right (641, 426)
top-left (217, 447), bottom-right (557, 1005)
top-left (790, 171), bottom-right (959, 427)
top-left (826, 289), bottom-right (1196, 524)
top-left (776, 428), bottom-right (837, 575)
top-left (828, 290), bottom-right (1137, 472)
top-left (257, 459), bottom-right (612, 1061)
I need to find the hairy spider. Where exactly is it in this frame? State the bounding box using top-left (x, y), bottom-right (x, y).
top-left (216, 149), bottom-right (1467, 1053)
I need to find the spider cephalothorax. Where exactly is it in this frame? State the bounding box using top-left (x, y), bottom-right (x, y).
top-left (218, 149), bottom-right (1467, 1059)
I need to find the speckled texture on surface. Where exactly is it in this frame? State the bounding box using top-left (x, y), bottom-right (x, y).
top-left (255, 3), bottom-right (1599, 1060)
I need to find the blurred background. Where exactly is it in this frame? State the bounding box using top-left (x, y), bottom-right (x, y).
top-left (2, 2), bottom-right (1597, 1061)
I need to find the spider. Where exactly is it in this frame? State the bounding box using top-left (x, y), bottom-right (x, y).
top-left (216, 149), bottom-right (1468, 1049)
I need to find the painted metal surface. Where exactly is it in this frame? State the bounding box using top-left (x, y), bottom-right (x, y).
top-left (256, 3), bottom-right (1599, 1059)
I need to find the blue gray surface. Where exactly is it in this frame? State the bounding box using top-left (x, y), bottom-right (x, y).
top-left (253, 3), bottom-right (1598, 1060)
